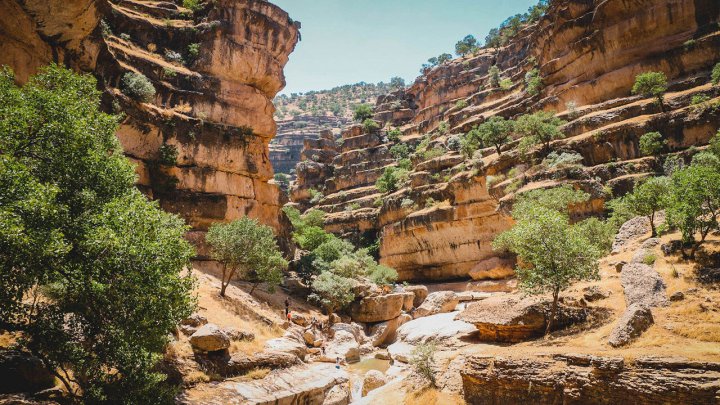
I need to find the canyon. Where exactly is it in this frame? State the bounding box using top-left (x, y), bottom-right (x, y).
top-left (1, 0), bottom-right (720, 404)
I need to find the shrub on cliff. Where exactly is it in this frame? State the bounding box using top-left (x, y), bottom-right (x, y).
top-left (0, 65), bottom-right (195, 403)
top-left (353, 103), bottom-right (374, 122)
top-left (387, 127), bottom-right (402, 142)
top-left (464, 116), bottom-right (513, 156)
top-left (515, 111), bottom-right (566, 152)
top-left (363, 118), bottom-right (380, 133)
top-left (639, 131), bottom-right (666, 156)
top-left (206, 217), bottom-right (287, 296)
top-left (390, 143), bottom-right (411, 159)
top-left (410, 341), bottom-right (437, 385)
top-left (121, 71), bottom-right (155, 102)
top-left (488, 65), bottom-right (501, 87)
top-left (525, 68), bottom-right (543, 96)
top-left (493, 186), bottom-right (603, 335)
top-left (632, 71), bottom-right (668, 112)
top-left (712, 62), bottom-right (720, 85)
top-left (619, 176), bottom-right (671, 237)
top-left (376, 166), bottom-right (409, 193)
top-left (455, 34), bottom-right (479, 56)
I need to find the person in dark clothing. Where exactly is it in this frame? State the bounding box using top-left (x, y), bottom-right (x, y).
top-left (284, 297), bottom-right (290, 316)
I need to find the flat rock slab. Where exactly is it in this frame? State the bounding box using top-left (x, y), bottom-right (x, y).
top-left (179, 364), bottom-right (349, 405)
top-left (397, 311), bottom-right (476, 344)
top-left (608, 303), bottom-right (654, 347)
top-left (621, 263), bottom-right (667, 308)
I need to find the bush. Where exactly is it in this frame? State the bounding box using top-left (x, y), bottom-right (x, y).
top-left (639, 131), bottom-right (665, 156)
top-left (419, 147), bottom-right (445, 161)
top-left (158, 143), bottom-right (178, 166)
top-left (400, 198), bottom-right (415, 208)
top-left (632, 71), bottom-right (668, 111)
top-left (642, 253), bottom-right (657, 265)
top-left (387, 128), bottom-right (402, 142)
top-left (446, 135), bottom-right (462, 151)
top-left (187, 43), bottom-right (200, 59)
top-left (499, 78), bottom-right (513, 91)
top-left (121, 72), bottom-right (155, 102)
top-left (376, 166), bottom-right (409, 193)
top-left (164, 49), bottom-right (184, 64)
top-left (455, 99), bottom-right (468, 109)
top-left (488, 65), bottom-right (501, 87)
top-left (525, 68), bottom-right (543, 96)
top-left (353, 104), bottom-right (374, 122)
top-left (542, 151), bottom-right (583, 168)
top-left (515, 111), bottom-right (566, 151)
top-left (712, 62), bottom-right (720, 85)
top-left (390, 143), bottom-right (410, 159)
top-left (182, 0), bottom-right (204, 12)
top-left (120, 33), bottom-right (131, 41)
top-left (309, 188), bottom-right (323, 204)
top-left (410, 342), bottom-right (437, 385)
top-left (369, 265), bottom-right (398, 286)
top-left (363, 118), bottom-right (380, 133)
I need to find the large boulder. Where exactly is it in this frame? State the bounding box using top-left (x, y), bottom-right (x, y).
top-left (179, 313), bottom-right (208, 335)
top-left (456, 295), bottom-right (588, 342)
top-left (401, 292), bottom-right (414, 311)
top-left (349, 293), bottom-right (405, 323)
top-left (413, 291), bottom-right (458, 319)
top-left (323, 382), bottom-right (350, 405)
top-left (397, 311), bottom-right (475, 344)
top-left (226, 351), bottom-right (300, 374)
top-left (621, 263), bottom-right (668, 308)
top-left (189, 323), bottom-right (230, 352)
top-left (323, 330), bottom-right (360, 363)
top-left (608, 304), bottom-right (654, 347)
top-left (0, 350), bottom-right (55, 394)
top-left (362, 370), bottom-right (387, 396)
top-left (612, 214), bottom-right (663, 253)
top-left (368, 314), bottom-right (412, 346)
top-left (404, 285), bottom-right (429, 307)
top-left (468, 256), bottom-right (515, 280)
top-left (265, 327), bottom-right (308, 360)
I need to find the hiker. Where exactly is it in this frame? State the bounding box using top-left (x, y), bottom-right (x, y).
top-left (335, 357), bottom-right (340, 369)
top-left (284, 297), bottom-right (290, 316)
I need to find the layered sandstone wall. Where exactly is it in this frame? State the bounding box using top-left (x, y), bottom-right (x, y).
top-left (0, 0), bottom-right (299, 257)
top-left (292, 0), bottom-right (720, 282)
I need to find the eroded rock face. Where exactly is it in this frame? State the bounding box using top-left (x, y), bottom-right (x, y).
top-left (461, 354), bottom-right (720, 405)
top-left (413, 291), bottom-right (459, 319)
top-left (0, 0), bottom-right (300, 255)
top-left (456, 295), bottom-right (588, 342)
top-left (361, 370), bottom-right (387, 397)
top-left (349, 293), bottom-right (405, 323)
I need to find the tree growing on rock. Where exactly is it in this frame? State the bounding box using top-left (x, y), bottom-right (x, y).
top-left (632, 71), bottom-right (668, 112)
top-left (353, 103), bottom-right (374, 122)
top-left (493, 187), bottom-right (603, 335)
top-left (0, 65), bottom-right (195, 403)
top-left (310, 271), bottom-right (356, 321)
top-left (515, 111), bottom-right (566, 152)
top-left (622, 176), bottom-right (671, 237)
top-left (376, 166), bottom-right (409, 193)
top-left (455, 34), bottom-right (479, 56)
top-left (639, 131), bottom-right (666, 156)
top-left (488, 65), bottom-right (501, 87)
top-left (471, 116), bottom-right (513, 156)
top-left (410, 341), bottom-right (437, 386)
top-left (206, 217), bottom-right (287, 296)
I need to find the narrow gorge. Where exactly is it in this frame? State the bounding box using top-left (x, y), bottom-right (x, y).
top-left (1, 1), bottom-right (719, 405)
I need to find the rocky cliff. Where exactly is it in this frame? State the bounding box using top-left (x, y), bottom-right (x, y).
top-left (292, 0), bottom-right (720, 281)
top-left (0, 0), bottom-right (299, 257)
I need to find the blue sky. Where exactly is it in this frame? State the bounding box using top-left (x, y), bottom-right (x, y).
top-left (273, 0), bottom-right (538, 95)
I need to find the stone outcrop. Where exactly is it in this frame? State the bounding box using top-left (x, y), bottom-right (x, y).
top-left (0, 0), bottom-right (300, 256)
top-left (270, 116), bottom-right (348, 177)
top-left (349, 293), bottom-right (406, 323)
top-left (456, 295), bottom-right (589, 342)
top-left (361, 370), bottom-right (387, 397)
top-left (403, 285), bottom-right (429, 307)
top-left (367, 313), bottom-right (412, 346)
top-left (397, 311), bottom-right (475, 345)
top-left (461, 354), bottom-right (720, 405)
top-left (189, 323), bottom-right (230, 352)
top-left (413, 291), bottom-right (459, 319)
top-left (620, 263), bottom-right (668, 308)
top-left (290, 0), bottom-right (720, 282)
top-left (0, 350), bottom-right (55, 395)
top-left (608, 304), bottom-right (654, 347)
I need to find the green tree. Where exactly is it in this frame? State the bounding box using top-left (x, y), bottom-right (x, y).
top-left (485, 28), bottom-right (503, 50)
top-left (390, 76), bottom-right (406, 89)
top-left (363, 118), bottom-right (380, 133)
top-left (206, 217), bottom-right (287, 296)
top-left (525, 68), bottom-right (543, 96)
top-left (369, 265), bottom-right (398, 286)
top-left (455, 34), bottom-right (479, 56)
top-left (515, 111), bottom-right (566, 151)
top-left (631, 71), bottom-right (668, 112)
top-left (493, 202), bottom-right (601, 335)
top-left (488, 65), bottom-right (501, 88)
top-left (376, 166), bottom-right (409, 193)
top-left (0, 65), bottom-right (195, 403)
top-left (624, 176), bottom-right (671, 237)
top-left (638, 131), bottom-right (666, 156)
top-left (410, 341), bottom-right (437, 386)
top-left (712, 62), bottom-right (720, 85)
top-left (667, 164), bottom-right (720, 259)
top-left (474, 116), bottom-right (513, 155)
top-left (294, 226), bottom-right (332, 251)
top-left (390, 143), bottom-right (410, 159)
top-left (274, 172), bottom-right (290, 192)
top-left (353, 103), bottom-right (374, 122)
top-left (310, 271), bottom-right (356, 319)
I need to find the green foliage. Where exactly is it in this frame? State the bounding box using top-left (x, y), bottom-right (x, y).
top-left (642, 253), bottom-right (657, 265)
top-left (419, 147), bottom-right (446, 161)
top-left (390, 76), bottom-right (406, 89)
top-left (363, 118), bottom-right (380, 133)
top-left (712, 62), bottom-right (720, 85)
top-left (121, 72), bottom-right (155, 102)
top-left (632, 71), bottom-right (668, 110)
top-left (0, 65), bottom-right (195, 403)
top-left (274, 172), bottom-right (290, 191)
top-left (465, 116), bottom-right (512, 156)
top-left (499, 78), bottom-right (513, 91)
top-left (376, 166), bottom-right (409, 193)
top-left (120, 33), bottom-right (131, 41)
top-left (513, 185), bottom-right (589, 218)
top-left (100, 19), bottom-right (112, 37)
top-left (369, 265), bottom-right (398, 286)
top-left (187, 43), bottom-right (200, 59)
top-left (639, 131), bottom-right (666, 156)
top-left (353, 104), bottom-right (374, 122)
top-left (410, 341), bottom-right (437, 385)
top-left (206, 217), bottom-right (287, 294)
top-left (294, 226), bottom-right (331, 251)
top-left (494, 190), bottom-right (601, 333)
top-left (387, 128), bottom-right (402, 142)
top-left (437, 121), bottom-right (449, 135)
top-left (542, 151), bottom-right (583, 168)
top-left (515, 111), bottom-right (566, 151)
top-left (455, 99), bottom-right (468, 109)
top-left (455, 34), bottom-right (479, 56)
top-left (666, 163), bottom-right (720, 258)
top-left (574, 217), bottom-right (615, 254)
top-left (163, 67), bottom-right (177, 78)
top-left (309, 188), bottom-right (324, 204)
top-left (158, 143), bottom-right (178, 166)
top-left (310, 271), bottom-right (356, 315)
top-left (390, 143), bottom-right (411, 159)
top-left (488, 65), bottom-right (501, 87)
top-left (397, 158), bottom-right (412, 170)
top-left (525, 68), bottom-right (543, 96)
top-left (182, 0), bottom-right (204, 12)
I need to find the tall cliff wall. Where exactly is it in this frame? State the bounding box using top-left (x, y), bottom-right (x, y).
top-left (0, 0), bottom-right (299, 257)
top-left (292, 0), bottom-right (720, 281)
